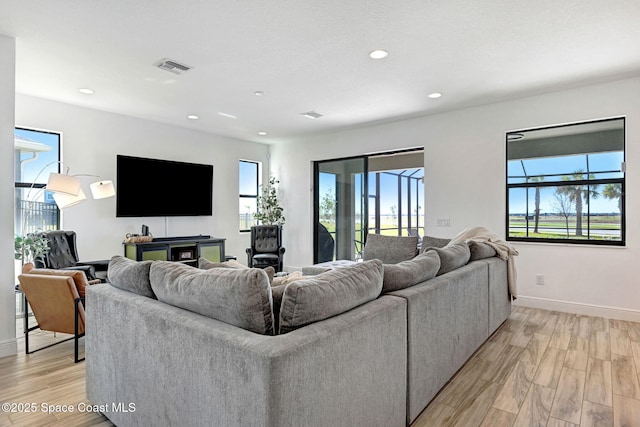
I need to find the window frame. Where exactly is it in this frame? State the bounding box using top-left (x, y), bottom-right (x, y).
top-left (505, 117), bottom-right (625, 246)
top-left (14, 126), bottom-right (62, 236)
top-left (239, 159), bottom-right (260, 232)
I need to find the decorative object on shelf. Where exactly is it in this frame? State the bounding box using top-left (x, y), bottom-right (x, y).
top-left (254, 176), bottom-right (285, 226)
top-left (124, 233), bottom-right (154, 244)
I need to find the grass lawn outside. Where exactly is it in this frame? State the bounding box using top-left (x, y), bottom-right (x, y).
top-left (509, 214), bottom-right (621, 240)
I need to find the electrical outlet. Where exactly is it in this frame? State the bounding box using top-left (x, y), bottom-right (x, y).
top-left (536, 275), bottom-right (544, 285)
top-left (436, 218), bottom-right (451, 227)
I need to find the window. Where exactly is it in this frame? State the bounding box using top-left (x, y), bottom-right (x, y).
top-left (506, 117), bottom-right (625, 245)
top-left (14, 127), bottom-right (62, 237)
top-left (239, 160), bottom-right (260, 231)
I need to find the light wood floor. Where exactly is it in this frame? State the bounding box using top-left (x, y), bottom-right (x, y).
top-left (413, 305), bottom-right (640, 427)
top-left (1, 306), bottom-right (639, 426)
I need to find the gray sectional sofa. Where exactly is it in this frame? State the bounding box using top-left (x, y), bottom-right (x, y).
top-left (86, 234), bottom-right (512, 427)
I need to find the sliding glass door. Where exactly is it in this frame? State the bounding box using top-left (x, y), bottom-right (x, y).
top-left (313, 149), bottom-right (424, 264)
top-left (313, 157), bottom-right (367, 263)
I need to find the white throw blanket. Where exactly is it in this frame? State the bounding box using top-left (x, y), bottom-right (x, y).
top-left (448, 226), bottom-right (519, 299)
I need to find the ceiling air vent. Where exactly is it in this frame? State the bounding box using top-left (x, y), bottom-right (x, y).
top-left (300, 111), bottom-right (323, 119)
top-left (153, 58), bottom-right (192, 75)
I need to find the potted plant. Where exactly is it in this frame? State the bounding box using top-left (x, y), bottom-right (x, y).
top-left (15, 232), bottom-right (50, 272)
top-left (254, 176), bottom-right (285, 226)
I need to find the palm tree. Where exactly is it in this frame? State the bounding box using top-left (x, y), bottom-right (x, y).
top-left (557, 170), bottom-right (600, 237)
top-left (602, 183), bottom-right (622, 213)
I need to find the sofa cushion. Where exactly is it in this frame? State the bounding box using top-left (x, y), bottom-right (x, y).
top-left (199, 257), bottom-right (275, 284)
top-left (278, 259), bottom-right (383, 334)
top-left (363, 234), bottom-right (419, 264)
top-left (107, 255), bottom-right (155, 298)
top-left (150, 261), bottom-right (274, 335)
top-left (301, 259), bottom-right (357, 276)
top-left (198, 257), bottom-right (247, 269)
top-left (420, 235), bottom-right (451, 252)
top-left (427, 243), bottom-right (471, 275)
top-left (270, 283), bottom-right (287, 334)
top-left (382, 250), bottom-right (441, 293)
top-left (468, 241), bottom-right (497, 261)
top-left (26, 268), bottom-right (91, 297)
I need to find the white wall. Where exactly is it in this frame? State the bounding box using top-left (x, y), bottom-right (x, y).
top-left (271, 76), bottom-right (640, 321)
top-left (15, 95), bottom-right (269, 266)
top-left (0, 35), bottom-right (17, 358)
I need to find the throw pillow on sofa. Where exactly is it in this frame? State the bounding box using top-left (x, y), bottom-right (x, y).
top-left (278, 259), bottom-right (383, 334)
top-left (468, 241), bottom-right (497, 261)
top-left (150, 261), bottom-right (274, 335)
top-left (382, 250), bottom-right (441, 293)
top-left (198, 257), bottom-right (247, 269)
top-left (362, 234), bottom-right (419, 264)
top-left (107, 255), bottom-right (155, 298)
top-left (420, 235), bottom-right (451, 253)
top-left (198, 257), bottom-right (275, 284)
top-left (426, 243), bottom-right (471, 276)
top-left (270, 283), bottom-right (287, 333)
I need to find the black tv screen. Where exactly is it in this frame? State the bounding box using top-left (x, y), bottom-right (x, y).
top-left (116, 155), bottom-right (213, 217)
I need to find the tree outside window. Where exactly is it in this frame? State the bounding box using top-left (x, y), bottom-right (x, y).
top-left (506, 117), bottom-right (625, 245)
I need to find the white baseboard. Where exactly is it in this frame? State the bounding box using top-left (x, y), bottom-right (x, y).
top-left (514, 295), bottom-right (640, 323)
top-left (0, 338), bottom-right (17, 359)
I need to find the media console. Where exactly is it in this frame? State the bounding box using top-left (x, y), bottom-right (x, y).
top-left (124, 235), bottom-right (225, 266)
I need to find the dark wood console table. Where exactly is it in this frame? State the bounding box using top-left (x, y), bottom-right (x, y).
top-left (124, 235), bottom-right (225, 267)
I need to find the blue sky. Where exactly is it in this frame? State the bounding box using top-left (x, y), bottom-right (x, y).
top-left (508, 152), bottom-right (624, 214)
top-left (15, 128), bottom-right (60, 184)
top-left (319, 169), bottom-right (424, 217)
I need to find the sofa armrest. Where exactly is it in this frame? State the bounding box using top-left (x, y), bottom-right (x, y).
top-left (86, 284), bottom-right (407, 427)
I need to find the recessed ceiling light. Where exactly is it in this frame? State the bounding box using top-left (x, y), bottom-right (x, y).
top-left (257, 131), bottom-right (268, 136)
top-left (187, 114), bottom-right (199, 120)
top-left (369, 49), bottom-right (389, 59)
top-left (254, 91), bottom-right (265, 97)
top-left (218, 112), bottom-right (238, 119)
top-left (78, 88), bottom-right (94, 95)
top-left (300, 111), bottom-right (323, 119)
top-left (428, 92), bottom-right (443, 99)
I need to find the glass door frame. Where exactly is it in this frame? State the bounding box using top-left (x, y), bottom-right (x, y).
top-left (313, 155), bottom-right (368, 264)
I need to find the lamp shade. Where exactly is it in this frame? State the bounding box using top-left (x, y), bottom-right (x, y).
top-left (53, 188), bottom-right (87, 208)
top-left (90, 180), bottom-right (115, 199)
top-left (46, 172), bottom-right (82, 196)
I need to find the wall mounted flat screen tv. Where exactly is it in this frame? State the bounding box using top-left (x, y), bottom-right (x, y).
top-left (116, 155), bottom-right (213, 217)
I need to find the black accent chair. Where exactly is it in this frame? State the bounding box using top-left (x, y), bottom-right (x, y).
top-left (246, 225), bottom-right (285, 272)
top-left (35, 230), bottom-right (109, 282)
top-left (317, 223), bottom-right (335, 263)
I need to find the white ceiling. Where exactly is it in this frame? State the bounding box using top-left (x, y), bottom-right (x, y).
top-left (2, 0), bottom-right (639, 144)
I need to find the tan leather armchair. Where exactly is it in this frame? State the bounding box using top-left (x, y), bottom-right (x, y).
top-left (17, 267), bottom-right (90, 363)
